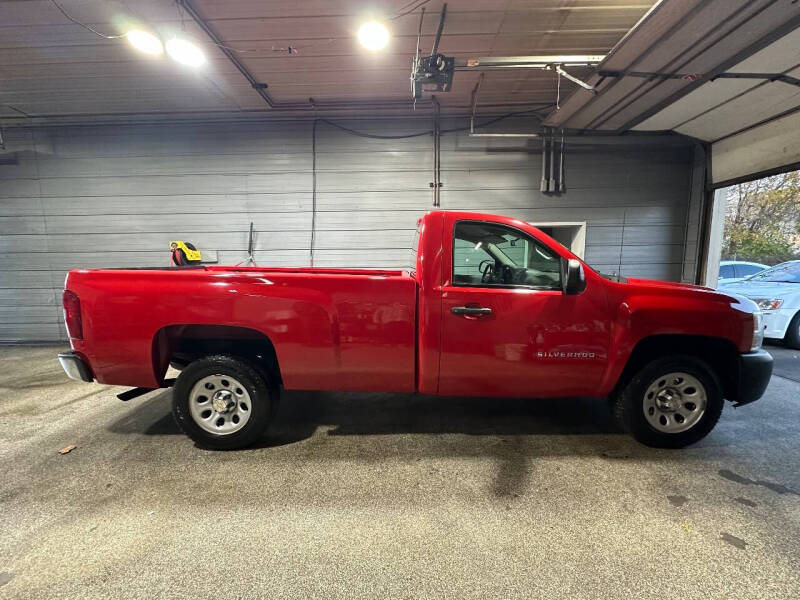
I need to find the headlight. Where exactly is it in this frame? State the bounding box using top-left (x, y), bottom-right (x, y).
top-left (753, 298), bottom-right (783, 310)
top-left (751, 310), bottom-right (764, 351)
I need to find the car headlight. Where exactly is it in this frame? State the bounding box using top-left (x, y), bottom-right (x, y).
top-left (753, 298), bottom-right (783, 310)
top-left (751, 310), bottom-right (764, 351)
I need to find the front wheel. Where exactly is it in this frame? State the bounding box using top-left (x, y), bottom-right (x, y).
top-left (172, 355), bottom-right (274, 450)
top-left (611, 355), bottom-right (724, 448)
top-left (784, 311), bottom-right (800, 349)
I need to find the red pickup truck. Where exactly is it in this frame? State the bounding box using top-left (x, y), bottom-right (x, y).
top-left (59, 210), bottom-right (772, 450)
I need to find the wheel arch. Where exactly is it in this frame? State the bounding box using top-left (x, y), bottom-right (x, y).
top-left (152, 324), bottom-right (282, 388)
top-left (782, 308), bottom-right (800, 346)
top-left (612, 334), bottom-right (740, 402)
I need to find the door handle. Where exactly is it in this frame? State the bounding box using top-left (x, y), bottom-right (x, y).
top-left (451, 306), bottom-right (492, 316)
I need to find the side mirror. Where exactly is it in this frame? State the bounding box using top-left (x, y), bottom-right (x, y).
top-left (562, 258), bottom-right (586, 295)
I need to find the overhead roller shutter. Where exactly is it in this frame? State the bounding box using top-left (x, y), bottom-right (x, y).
top-left (711, 111), bottom-right (800, 187)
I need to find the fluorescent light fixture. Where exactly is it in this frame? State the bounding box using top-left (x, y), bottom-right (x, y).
top-left (358, 21), bottom-right (389, 51)
top-left (126, 29), bottom-right (163, 55)
top-left (166, 37), bottom-right (206, 67)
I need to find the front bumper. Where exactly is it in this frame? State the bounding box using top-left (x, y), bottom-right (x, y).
top-left (734, 349), bottom-right (773, 406)
top-left (58, 352), bottom-right (93, 382)
top-left (762, 307), bottom-right (795, 340)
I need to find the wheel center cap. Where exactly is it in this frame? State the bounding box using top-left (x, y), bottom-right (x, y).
top-left (212, 390), bottom-right (234, 413)
top-left (656, 388), bottom-right (680, 412)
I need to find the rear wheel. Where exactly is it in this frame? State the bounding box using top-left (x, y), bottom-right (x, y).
top-left (611, 355), bottom-right (723, 448)
top-left (172, 355), bottom-right (273, 450)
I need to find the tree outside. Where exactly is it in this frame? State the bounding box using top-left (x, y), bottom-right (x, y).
top-left (722, 171), bottom-right (800, 265)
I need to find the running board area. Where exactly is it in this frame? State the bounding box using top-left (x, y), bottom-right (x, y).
top-left (117, 378), bottom-right (176, 402)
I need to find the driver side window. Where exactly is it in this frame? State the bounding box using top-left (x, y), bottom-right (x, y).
top-left (452, 221), bottom-right (562, 289)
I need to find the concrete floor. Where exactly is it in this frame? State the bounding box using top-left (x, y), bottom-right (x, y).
top-left (1, 345), bottom-right (799, 600)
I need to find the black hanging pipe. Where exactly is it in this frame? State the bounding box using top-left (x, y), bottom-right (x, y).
top-left (558, 131), bottom-right (566, 193)
top-left (540, 130), bottom-right (548, 193)
top-left (432, 96), bottom-right (441, 207)
top-left (548, 128), bottom-right (556, 192)
top-left (431, 4), bottom-right (447, 56)
top-left (310, 119), bottom-right (318, 266)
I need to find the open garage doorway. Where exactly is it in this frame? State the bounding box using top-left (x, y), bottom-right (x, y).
top-left (531, 222), bottom-right (587, 259)
top-left (706, 170), bottom-right (800, 289)
top-left (706, 170), bottom-right (800, 378)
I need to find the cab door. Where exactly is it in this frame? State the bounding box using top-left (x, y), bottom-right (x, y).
top-left (437, 219), bottom-right (611, 398)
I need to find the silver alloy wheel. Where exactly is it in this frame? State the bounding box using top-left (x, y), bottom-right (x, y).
top-left (188, 374), bottom-right (252, 435)
top-left (642, 371), bottom-right (707, 434)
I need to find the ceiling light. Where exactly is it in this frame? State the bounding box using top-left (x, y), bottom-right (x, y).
top-left (166, 38), bottom-right (206, 67)
top-left (358, 21), bottom-right (389, 51)
top-left (126, 29), bottom-right (163, 55)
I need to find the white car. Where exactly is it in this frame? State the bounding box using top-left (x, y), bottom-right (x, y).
top-left (718, 260), bottom-right (768, 284)
top-left (720, 260), bottom-right (800, 348)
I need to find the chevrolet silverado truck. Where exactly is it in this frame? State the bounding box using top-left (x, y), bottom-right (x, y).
top-left (58, 211), bottom-right (772, 450)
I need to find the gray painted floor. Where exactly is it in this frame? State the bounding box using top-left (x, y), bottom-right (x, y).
top-left (767, 341), bottom-right (800, 383)
top-left (1, 345), bottom-right (799, 600)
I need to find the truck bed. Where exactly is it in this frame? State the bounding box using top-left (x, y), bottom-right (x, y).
top-left (66, 265), bottom-right (418, 391)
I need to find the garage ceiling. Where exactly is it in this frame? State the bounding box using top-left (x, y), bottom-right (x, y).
top-left (4, 1), bottom-right (798, 185)
top-left (541, 0), bottom-right (800, 185)
top-left (0, 0), bottom-right (657, 122)
top-left (544, 0), bottom-right (800, 135)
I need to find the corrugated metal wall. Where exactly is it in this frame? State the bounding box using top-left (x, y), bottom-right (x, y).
top-left (0, 117), bottom-right (700, 342)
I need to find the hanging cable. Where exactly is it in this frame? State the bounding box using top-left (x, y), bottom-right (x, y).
top-left (1, 104), bottom-right (30, 118)
top-left (390, 0), bottom-right (434, 21)
top-left (315, 106), bottom-right (552, 140)
top-left (174, 1), bottom-right (335, 55)
top-left (318, 119), bottom-right (431, 139)
top-left (210, 37), bottom-right (337, 55)
top-left (50, 0), bottom-right (125, 39)
top-left (440, 106), bottom-right (551, 133)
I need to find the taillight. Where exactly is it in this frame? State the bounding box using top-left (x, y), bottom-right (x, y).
top-left (63, 290), bottom-right (83, 340)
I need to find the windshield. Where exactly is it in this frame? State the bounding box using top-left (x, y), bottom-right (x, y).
top-left (747, 261), bottom-right (800, 283)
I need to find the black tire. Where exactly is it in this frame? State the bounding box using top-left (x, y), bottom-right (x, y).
top-left (611, 355), bottom-right (724, 448)
top-left (172, 355), bottom-right (273, 450)
top-left (784, 312), bottom-right (800, 349)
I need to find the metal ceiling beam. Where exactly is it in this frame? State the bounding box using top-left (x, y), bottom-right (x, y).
top-left (176, 0), bottom-right (276, 108)
top-left (598, 69), bottom-right (800, 88)
top-left (430, 3), bottom-right (447, 57)
top-left (467, 133), bottom-right (541, 137)
top-left (455, 55), bottom-right (604, 70)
